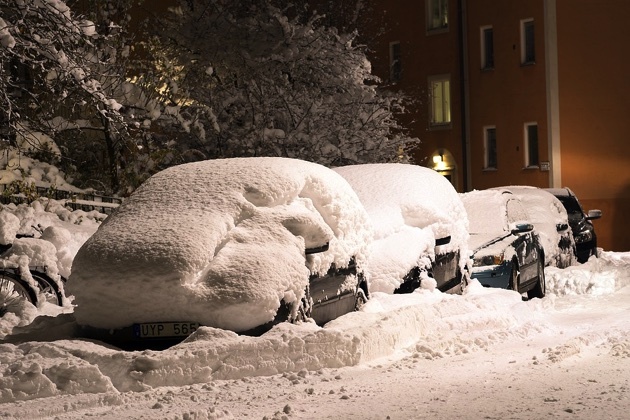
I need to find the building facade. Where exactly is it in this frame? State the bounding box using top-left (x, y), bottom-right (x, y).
top-left (363, 0), bottom-right (630, 252)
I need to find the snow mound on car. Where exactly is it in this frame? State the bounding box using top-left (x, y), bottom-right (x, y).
top-left (334, 163), bottom-right (469, 293)
top-left (68, 158), bottom-right (372, 332)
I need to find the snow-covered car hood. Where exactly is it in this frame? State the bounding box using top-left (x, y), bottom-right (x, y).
top-left (69, 157), bottom-right (373, 331)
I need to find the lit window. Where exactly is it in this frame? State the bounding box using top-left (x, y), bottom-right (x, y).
top-left (521, 19), bottom-right (535, 64)
top-left (484, 126), bottom-right (497, 169)
top-left (525, 123), bottom-right (539, 167)
top-left (427, 0), bottom-right (448, 31)
top-left (429, 75), bottom-right (451, 126)
top-left (481, 26), bottom-right (494, 69)
top-left (389, 41), bottom-right (401, 82)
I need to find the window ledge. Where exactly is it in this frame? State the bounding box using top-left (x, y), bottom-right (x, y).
top-left (426, 27), bottom-right (449, 35)
top-left (429, 123), bottom-right (453, 131)
top-left (523, 165), bottom-right (539, 170)
top-left (481, 66), bottom-right (495, 72)
top-left (483, 167), bottom-right (498, 172)
top-left (520, 61), bottom-right (536, 67)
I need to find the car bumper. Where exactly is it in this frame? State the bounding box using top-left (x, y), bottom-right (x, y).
top-left (470, 261), bottom-right (512, 289)
top-left (575, 241), bottom-right (597, 263)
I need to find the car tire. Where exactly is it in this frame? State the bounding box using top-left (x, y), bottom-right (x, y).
top-left (527, 254), bottom-right (546, 299)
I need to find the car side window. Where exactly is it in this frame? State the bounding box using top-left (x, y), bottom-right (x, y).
top-left (506, 198), bottom-right (528, 225)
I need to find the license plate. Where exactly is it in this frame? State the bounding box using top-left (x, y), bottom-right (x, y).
top-left (133, 322), bottom-right (200, 338)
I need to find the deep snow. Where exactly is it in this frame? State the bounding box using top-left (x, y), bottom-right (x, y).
top-left (1, 251), bottom-right (629, 419)
top-left (334, 163), bottom-right (469, 294)
top-left (68, 157), bottom-right (373, 332)
top-left (0, 161), bottom-right (628, 419)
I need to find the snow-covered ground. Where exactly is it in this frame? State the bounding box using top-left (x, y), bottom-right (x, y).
top-left (1, 251), bottom-right (629, 419)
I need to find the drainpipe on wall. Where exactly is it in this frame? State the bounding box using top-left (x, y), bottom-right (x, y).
top-left (545, 0), bottom-right (562, 187)
top-left (458, 0), bottom-right (472, 191)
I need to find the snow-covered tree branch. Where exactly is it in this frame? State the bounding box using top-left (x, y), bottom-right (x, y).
top-left (153, 0), bottom-right (418, 166)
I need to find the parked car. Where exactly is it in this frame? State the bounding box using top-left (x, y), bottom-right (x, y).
top-left (334, 163), bottom-right (469, 294)
top-left (68, 157), bottom-right (373, 348)
top-left (498, 186), bottom-right (575, 268)
top-left (545, 188), bottom-right (601, 263)
top-left (461, 189), bottom-right (545, 299)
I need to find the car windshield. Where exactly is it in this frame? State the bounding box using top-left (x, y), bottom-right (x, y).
top-left (555, 195), bottom-right (584, 223)
top-left (462, 191), bottom-right (509, 234)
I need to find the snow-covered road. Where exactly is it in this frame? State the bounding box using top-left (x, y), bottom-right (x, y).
top-left (1, 252), bottom-right (629, 419)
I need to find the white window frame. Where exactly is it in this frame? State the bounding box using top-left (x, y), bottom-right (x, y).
top-left (389, 41), bottom-right (402, 82)
top-left (520, 18), bottom-right (535, 64)
top-left (428, 74), bottom-right (451, 126)
top-left (426, 0), bottom-right (449, 32)
top-left (524, 122), bottom-right (539, 167)
top-left (483, 125), bottom-right (497, 169)
top-left (480, 25), bottom-right (494, 69)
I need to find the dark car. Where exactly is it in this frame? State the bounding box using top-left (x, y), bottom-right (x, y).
top-left (461, 189), bottom-right (546, 299)
top-left (545, 188), bottom-right (601, 263)
top-left (334, 163), bottom-right (469, 295)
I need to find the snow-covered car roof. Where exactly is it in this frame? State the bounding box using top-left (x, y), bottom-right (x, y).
top-left (499, 186), bottom-right (568, 226)
top-left (68, 157), bottom-right (373, 332)
top-left (334, 163), bottom-right (469, 293)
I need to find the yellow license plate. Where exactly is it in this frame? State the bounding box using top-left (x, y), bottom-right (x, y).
top-left (133, 322), bottom-right (200, 338)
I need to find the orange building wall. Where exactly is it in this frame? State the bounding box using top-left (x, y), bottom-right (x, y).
top-left (556, 0), bottom-right (630, 251)
top-left (362, 1), bottom-right (466, 190)
top-left (466, 0), bottom-right (550, 190)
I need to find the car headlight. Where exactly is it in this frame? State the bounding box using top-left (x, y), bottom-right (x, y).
top-left (575, 230), bottom-right (593, 244)
top-left (473, 254), bottom-right (504, 267)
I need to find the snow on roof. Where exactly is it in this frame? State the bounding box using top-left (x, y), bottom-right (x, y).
top-left (68, 157), bottom-right (373, 332)
top-left (334, 163), bottom-right (468, 293)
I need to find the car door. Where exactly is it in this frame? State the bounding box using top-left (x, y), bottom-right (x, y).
top-left (506, 198), bottom-right (538, 283)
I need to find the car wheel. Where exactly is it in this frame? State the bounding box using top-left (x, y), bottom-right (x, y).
top-left (527, 254), bottom-right (546, 299)
top-left (510, 261), bottom-right (520, 294)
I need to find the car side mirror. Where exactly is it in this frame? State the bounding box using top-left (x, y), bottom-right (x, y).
top-left (556, 223), bottom-right (569, 232)
top-left (305, 243), bottom-right (330, 254)
top-left (435, 236), bottom-right (451, 246)
top-left (511, 223), bottom-right (534, 234)
top-left (586, 209), bottom-right (602, 220)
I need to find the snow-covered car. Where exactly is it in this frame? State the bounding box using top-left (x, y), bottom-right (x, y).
top-left (334, 163), bottom-right (469, 294)
top-left (68, 157), bottom-right (373, 346)
top-left (545, 187), bottom-right (601, 263)
top-left (497, 186), bottom-right (575, 268)
top-left (461, 189), bottom-right (545, 298)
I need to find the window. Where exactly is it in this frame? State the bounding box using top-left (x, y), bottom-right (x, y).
top-left (506, 198), bottom-right (529, 225)
top-left (481, 26), bottom-right (494, 69)
top-left (484, 126), bottom-right (497, 169)
top-left (389, 41), bottom-right (401, 82)
top-left (525, 123), bottom-right (539, 167)
top-left (521, 19), bottom-right (535, 64)
top-left (427, 0), bottom-right (448, 31)
top-left (429, 75), bottom-right (451, 126)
